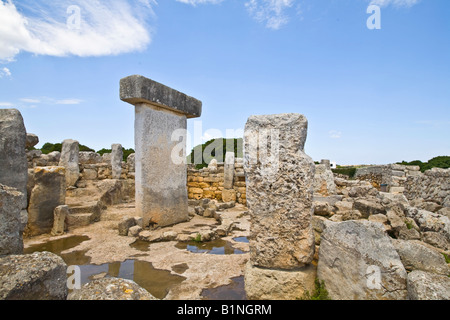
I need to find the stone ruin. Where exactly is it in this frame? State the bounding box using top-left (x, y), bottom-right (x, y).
top-left (1, 76), bottom-right (449, 300)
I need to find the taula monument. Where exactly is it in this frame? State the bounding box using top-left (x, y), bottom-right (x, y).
top-left (120, 75), bottom-right (202, 228)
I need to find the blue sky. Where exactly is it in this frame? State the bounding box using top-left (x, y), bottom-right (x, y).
top-left (0, 0), bottom-right (449, 165)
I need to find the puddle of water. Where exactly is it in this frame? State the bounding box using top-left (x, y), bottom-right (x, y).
top-left (24, 235), bottom-right (91, 265)
top-left (129, 239), bottom-right (150, 252)
top-left (201, 276), bottom-right (247, 300)
top-left (24, 235), bottom-right (185, 300)
top-left (172, 263), bottom-right (189, 274)
top-left (232, 237), bottom-right (249, 243)
top-left (78, 260), bottom-right (186, 300)
top-left (175, 239), bottom-right (245, 255)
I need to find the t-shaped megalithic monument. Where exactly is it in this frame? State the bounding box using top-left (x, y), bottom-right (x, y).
top-left (120, 75), bottom-right (202, 228)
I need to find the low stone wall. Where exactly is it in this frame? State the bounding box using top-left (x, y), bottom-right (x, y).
top-left (187, 158), bottom-right (247, 205)
top-left (355, 164), bottom-right (421, 191)
top-left (404, 168), bottom-right (450, 207)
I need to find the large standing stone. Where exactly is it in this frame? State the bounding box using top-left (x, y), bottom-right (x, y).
top-left (223, 152), bottom-right (235, 189)
top-left (27, 167), bottom-right (66, 236)
top-left (111, 144), bottom-right (123, 179)
top-left (0, 251), bottom-right (68, 300)
top-left (0, 109), bottom-right (28, 210)
top-left (244, 113), bottom-right (315, 269)
top-left (317, 220), bottom-right (408, 300)
top-left (0, 184), bottom-right (24, 256)
top-left (120, 75), bottom-right (202, 228)
top-left (59, 139), bottom-right (80, 187)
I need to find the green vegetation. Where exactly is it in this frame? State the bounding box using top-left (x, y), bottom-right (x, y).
top-left (332, 166), bottom-right (357, 178)
top-left (38, 142), bottom-right (134, 162)
top-left (300, 278), bottom-right (331, 300)
top-left (193, 234), bottom-right (202, 243)
top-left (97, 147), bottom-right (135, 162)
top-left (405, 220), bottom-right (414, 230)
top-left (187, 138), bottom-right (243, 170)
top-left (397, 156), bottom-right (450, 173)
top-left (443, 253), bottom-right (450, 264)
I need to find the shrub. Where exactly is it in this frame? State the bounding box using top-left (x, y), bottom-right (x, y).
top-left (332, 167), bottom-right (357, 178)
top-left (300, 278), bottom-right (331, 300)
top-left (187, 138), bottom-right (243, 169)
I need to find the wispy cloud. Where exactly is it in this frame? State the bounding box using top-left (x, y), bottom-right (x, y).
top-left (20, 98), bottom-right (41, 103)
top-left (176, 0), bottom-right (224, 5)
top-left (245, 0), bottom-right (295, 30)
top-left (55, 99), bottom-right (83, 105)
top-left (0, 67), bottom-right (11, 77)
top-left (0, 102), bottom-right (14, 107)
top-left (0, 0), bottom-right (155, 62)
top-left (329, 130), bottom-right (342, 139)
top-left (18, 96), bottom-right (83, 106)
top-left (369, 0), bottom-right (421, 8)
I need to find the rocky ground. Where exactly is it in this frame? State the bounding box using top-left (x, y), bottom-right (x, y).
top-left (23, 200), bottom-right (250, 300)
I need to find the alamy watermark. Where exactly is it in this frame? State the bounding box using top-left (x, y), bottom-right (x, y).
top-left (67, 5), bottom-right (81, 30)
top-left (367, 5), bottom-right (381, 30)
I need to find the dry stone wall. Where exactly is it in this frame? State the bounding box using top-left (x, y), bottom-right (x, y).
top-left (187, 158), bottom-right (247, 205)
top-left (404, 168), bottom-right (450, 207)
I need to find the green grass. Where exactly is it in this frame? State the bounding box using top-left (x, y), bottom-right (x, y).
top-left (193, 233), bottom-right (202, 243)
top-left (300, 278), bottom-right (331, 300)
top-left (443, 253), bottom-right (450, 264)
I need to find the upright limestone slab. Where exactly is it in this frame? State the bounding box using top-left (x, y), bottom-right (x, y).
top-left (0, 184), bottom-right (24, 256)
top-left (59, 139), bottom-right (79, 187)
top-left (244, 113), bottom-right (315, 270)
top-left (120, 75), bottom-right (202, 228)
top-left (0, 109), bottom-right (28, 210)
top-left (111, 144), bottom-right (123, 179)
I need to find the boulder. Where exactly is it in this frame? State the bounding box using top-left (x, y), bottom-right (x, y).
top-left (25, 133), bottom-right (39, 149)
top-left (0, 185), bottom-right (24, 256)
top-left (353, 198), bottom-right (386, 218)
top-left (392, 240), bottom-right (449, 275)
top-left (118, 217), bottom-right (136, 236)
top-left (244, 261), bottom-right (316, 300)
top-left (78, 151), bottom-right (102, 165)
top-left (68, 278), bottom-right (157, 300)
top-left (0, 252), bottom-right (67, 300)
top-left (313, 201), bottom-right (334, 217)
top-left (407, 270), bottom-right (450, 300)
top-left (317, 220), bottom-right (408, 300)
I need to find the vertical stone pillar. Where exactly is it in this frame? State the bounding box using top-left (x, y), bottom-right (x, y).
top-left (223, 152), bottom-right (235, 190)
top-left (0, 184), bottom-right (24, 256)
top-left (120, 75), bottom-right (202, 228)
top-left (243, 113), bottom-right (316, 300)
top-left (0, 109), bottom-right (28, 210)
top-left (27, 167), bottom-right (66, 236)
top-left (59, 139), bottom-right (79, 187)
top-left (111, 144), bottom-right (123, 179)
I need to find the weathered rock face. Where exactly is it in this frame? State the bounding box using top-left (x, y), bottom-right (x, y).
top-left (0, 252), bottom-right (68, 300)
top-left (68, 278), bottom-right (157, 300)
top-left (0, 185), bottom-right (24, 256)
top-left (407, 270), bottom-right (450, 300)
top-left (317, 220), bottom-right (408, 300)
top-left (244, 113), bottom-right (315, 270)
top-left (392, 240), bottom-right (449, 276)
top-left (59, 139), bottom-right (80, 187)
top-left (0, 109), bottom-right (28, 210)
top-left (26, 167), bottom-right (66, 236)
top-left (25, 133), bottom-right (39, 150)
top-left (404, 168), bottom-right (450, 207)
top-left (111, 144), bottom-right (123, 179)
top-left (314, 163), bottom-right (337, 196)
top-left (79, 151), bottom-right (102, 165)
top-left (244, 262), bottom-right (316, 300)
top-left (127, 153), bottom-right (135, 173)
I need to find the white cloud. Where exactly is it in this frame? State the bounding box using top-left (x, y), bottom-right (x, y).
top-left (0, 67), bottom-right (11, 77)
top-left (0, 102), bottom-right (14, 107)
top-left (245, 0), bottom-right (295, 30)
top-left (176, 0), bottom-right (224, 5)
top-left (55, 99), bottom-right (83, 105)
top-left (0, 0), bottom-right (155, 62)
top-left (20, 98), bottom-right (41, 103)
top-left (329, 130), bottom-right (342, 139)
top-left (369, 0), bottom-right (421, 7)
